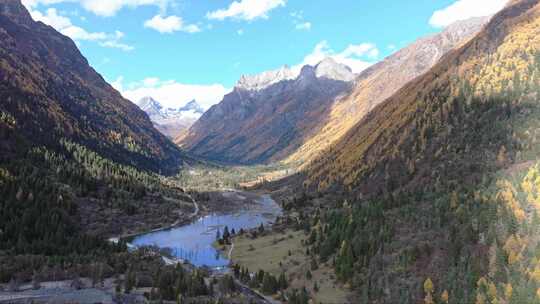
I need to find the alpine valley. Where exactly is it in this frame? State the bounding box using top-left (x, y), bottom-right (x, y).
top-left (1, 0), bottom-right (540, 304)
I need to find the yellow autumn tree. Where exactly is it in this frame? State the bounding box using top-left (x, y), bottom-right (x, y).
top-left (497, 180), bottom-right (526, 222)
top-left (505, 283), bottom-right (513, 300)
top-left (532, 264), bottom-right (540, 283)
top-left (424, 278), bottom-right (434, 304)
top-left (441, 290), bottom-right (449, 304)
top-left (497, 145), bottom-right (508, 167)
top-left (503, 235), bottom-right (526, 266)
top-left (487, 282), bottom-right (497, 302)
top-left (522, 164), bottom-right (540, 212)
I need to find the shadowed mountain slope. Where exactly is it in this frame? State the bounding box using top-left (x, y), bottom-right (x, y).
top-left (287, 17), bottom-right (488, 165)
top-left (0, 0), bottom-right (191, 174)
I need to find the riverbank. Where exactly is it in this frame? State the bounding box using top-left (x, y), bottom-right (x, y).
top-left (130, 192), bottom-right (282, 268)
top-left (0, 189), bottom-right (281, 304)
top-left (108, 190), bottom-right (200, 243)
top-left (109, 189), bottom-right (267, 243)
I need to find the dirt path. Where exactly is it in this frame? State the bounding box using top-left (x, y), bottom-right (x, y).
top-left (503, 160), bottom-right (535, 175)
top-left (234, 278), bottom-right (282, 304)
top-left (225, 234), bottom-right (281, 303)
top-left (228, 242), bottom-right (235, 259)
top-left (187, 192), bottom-right (200, 218)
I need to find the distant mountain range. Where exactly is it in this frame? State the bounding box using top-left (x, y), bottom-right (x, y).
top-left (178, 17), bottom-right (487, 165)
top-left (178, 57), bottom-right (355, 164)
top-left (137, 97), bottom-right (204, 140)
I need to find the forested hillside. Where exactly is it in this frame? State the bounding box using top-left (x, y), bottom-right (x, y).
top-left (286, 0), bottom-right (540, 302)
top-left (0, 0), bottom-right (190, 174)
top-left (306, 0), bottom-right (540, 196)
top-left (0, 0), bottom-right (197, 286)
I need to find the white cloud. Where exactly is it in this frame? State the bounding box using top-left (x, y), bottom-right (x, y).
top-left (111, 76), bottom-right (125, 92)
top-left (30, 8), bottom-right (106, 40)
top-left (114, 77), bottom-right (231, 110)
top-left (207, 0), bottom-right (285, 21)
top-left (142, 77), bottom-right (160, 87)
top-left (22, 0), bottom-right (174, 17)
top-left (22, 0), bottom-right (65, 8)
top-left (291, 10), bottom-right (311, 31)
top-left (28, 8), bottom-right (134, 51)
top-left (341, 43), bottom-right (379, 60)
top-left (144, 15), bottom-right (201, 34)
top-left (295, 22), bottom-right (311, 31)
top-left (237, 29), bottom-right (244, 35)
top-left (429, 0), bottom-right (508, 28)
top-left (295, 41), bottom-right (379, 74)
top-left (99, 40), bottom-right (135, 51)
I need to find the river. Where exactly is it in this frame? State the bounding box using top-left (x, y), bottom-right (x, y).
top-left (131, 194), bottom-right (282, 268)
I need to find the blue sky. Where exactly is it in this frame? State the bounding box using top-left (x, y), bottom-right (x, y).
top-left (22, 0), bottom-right (508, 108)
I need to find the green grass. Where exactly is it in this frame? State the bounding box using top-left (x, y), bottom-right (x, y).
top-left (218, 230), bottom-right (352, 304)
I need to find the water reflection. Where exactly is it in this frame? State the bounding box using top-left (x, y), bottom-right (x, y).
top-left (132, 195), bottom-right (282, 268)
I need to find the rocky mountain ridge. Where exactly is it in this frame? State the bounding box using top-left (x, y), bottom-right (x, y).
top-left (179, 17), bottom-right (488, 166)
top-left (286, 16), bottom-right (489, 164)
top-left (178, 58), bottom-right (356, 164)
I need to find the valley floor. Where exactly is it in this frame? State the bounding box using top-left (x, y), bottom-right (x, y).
top-left (216, 229), bottom-right (353, 304)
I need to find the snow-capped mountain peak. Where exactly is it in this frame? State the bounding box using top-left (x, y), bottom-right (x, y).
top-left (137, 96), bottom-right (163, 117)
top-left (136, 97), bottom-right (205, 139)
top-left (234, 59), bottom-right (355, 92)
top-left (236, 65), bottom-right (298, 91)
top-left (179, 100), bottom-right (205, 114)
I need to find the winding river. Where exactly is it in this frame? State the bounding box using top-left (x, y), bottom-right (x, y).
top-left (131, 194), bottom-right (282, 268)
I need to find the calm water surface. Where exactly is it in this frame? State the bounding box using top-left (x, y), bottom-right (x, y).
top-left (132, 194), bottom-right (282, 268)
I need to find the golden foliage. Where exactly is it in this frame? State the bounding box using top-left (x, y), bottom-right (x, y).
top-left (503, 234), bottom-right (526, 266)
top-left (304, 2), bottom-right (540, 194)
top-left (424, 277), bottom-right (434, 294)
top-left (488, 282), bottom-right (498, 301)
top-left (0, 168), bottom-right (13, 186)
top-left (424, 277), bottom-right (435, 304)
top-left (530, 263), bottom-right (540, 283)
top-left (497, 180), bottom-right (526, 222)
top-left (521, 164), bottom-right (540, 212)
top-left (505, 283), bottom-right (513, 300)
top-left (441, 290), bottom-right (449, 303)
top-left (470, 16), bottom-right (540, 95)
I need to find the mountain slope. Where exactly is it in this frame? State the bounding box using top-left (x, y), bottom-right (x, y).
top-left (0, 0), bottom-right (189, 174)
top-left (0, 0), bottom-right (201, 284)
top-left (137, 97), bottom-right (203, 139)
top-left (287, 17), bottom-right (488, 165)
top-left (305, 0), bottom-right (540, 195)
top-left (290, 1), bottom-right (540, 303)
top-left (179, 58), bottom-right (355, 164)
